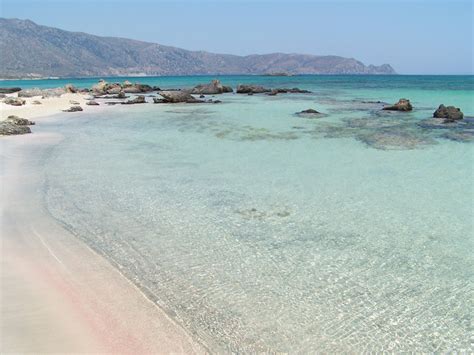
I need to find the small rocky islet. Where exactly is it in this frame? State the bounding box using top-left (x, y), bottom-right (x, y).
top-left (1, 80), bottom-right (472, 145)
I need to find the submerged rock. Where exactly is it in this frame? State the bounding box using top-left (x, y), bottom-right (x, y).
top-left (441, 130), bottom-right (474, 143)
top-left (418, 117), bottom-right (474, 130)
top-left (122, 95), bottom-right (146, 104)
top-left (190, 80), bottom-right (233, 94)
top-left (157, 90), bottom-right (202, 103)
top-left (63, 105), bottom-right (83, 112)
top-left (0, 122), bottom-right (31, 135)
top-left (382, 98), bottom-right (413, 111)
top-left (296, 108), bottom-right (325, 118)
top-left (86, 100), bottom-right (100, 106)
top-left (4, 97), bottom-right (26, 106)
top-left (236, 84), bottom-right (271, 94)
top-left (357, 130), bottom-right (435, 150)
top-left (433, 104), bottom-right (464, 121)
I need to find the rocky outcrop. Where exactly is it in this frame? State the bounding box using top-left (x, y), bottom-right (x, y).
top-left (190, 80), bottom-right (233, 94)
top-left (382, 98), bottom-right (413, 111)
top-left (5, 115), bottom-right (35, 125)
top-left (122, 95), bottom-right (146, 104)
top-left (62, 105), bottom-right (83, 112)
top-left (0, 115), bottom-right (34, 135)
top-left (92, 80), bottom-right (154, 95)
top-left (4, 97), bottom-right (26, 106)
top-left (157, 91), bottom-right (202, 103)
top-left (86, 100), bottom-right (100, 106)
top-left (0, 87), bottom-right (21, 94)
top-left (122, 81), bottom-right (153, 93)
top-left (0, 122), bottom-right (31, 135)
top-left (433, 104), bottom-right (464, 122)
top-left (236, 84), bottom-right (271, 94)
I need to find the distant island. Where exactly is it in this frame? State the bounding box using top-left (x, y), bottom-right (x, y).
top-left (0, 18), bottom-right (396, 78)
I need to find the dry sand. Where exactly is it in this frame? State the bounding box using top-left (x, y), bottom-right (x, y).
top-left (0, 125), bottom-right (206, 353)
top-left (0, 92), bottom-right (97, 121)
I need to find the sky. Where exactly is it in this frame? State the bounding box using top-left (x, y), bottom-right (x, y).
top-left (1, 0), bottom-right (472, 74)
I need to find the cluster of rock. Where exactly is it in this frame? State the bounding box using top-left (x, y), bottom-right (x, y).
top-left (0, 115), bottom-right (35, 135)
top-left (188, 80), bottom-right (232, 94)
top-left (433, 104), bottom-right (463, 122)
top-left (92, 79), bottom-right (155, 96)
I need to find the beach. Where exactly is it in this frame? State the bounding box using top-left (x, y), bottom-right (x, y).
top-left (1, 75), bottom-right (473, 352)
top-left (0, 121), bottom-right (206, 353)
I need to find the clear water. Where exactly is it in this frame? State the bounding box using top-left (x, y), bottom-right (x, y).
top-left (26, 75), bottom-right (474, 352)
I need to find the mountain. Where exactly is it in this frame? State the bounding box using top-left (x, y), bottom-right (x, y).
top-left (0, 18), bottom-right (396, 78)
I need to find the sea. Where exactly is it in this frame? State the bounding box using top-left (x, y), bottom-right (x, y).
top-left (3, 75), bottom-right (473, 352)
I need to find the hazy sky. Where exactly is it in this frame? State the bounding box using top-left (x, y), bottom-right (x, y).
top-left (1, 0), bottom-right (472, 74)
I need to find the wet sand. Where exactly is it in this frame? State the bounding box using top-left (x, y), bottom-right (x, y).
top-left (0, 130), bottom-right (206, 353)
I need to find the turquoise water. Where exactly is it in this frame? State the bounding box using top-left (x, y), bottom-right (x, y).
top-left (29, 76), bottom-right (473, 352)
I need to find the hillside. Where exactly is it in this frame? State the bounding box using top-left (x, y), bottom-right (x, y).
top-left (0, 18), bottom-right (396, 78)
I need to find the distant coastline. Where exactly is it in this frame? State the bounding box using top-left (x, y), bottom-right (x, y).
top-left (0, 18), bottom-right (396, 78)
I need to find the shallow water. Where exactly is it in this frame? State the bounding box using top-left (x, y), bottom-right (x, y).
top-left (27, 75), bottom-right (474, 352)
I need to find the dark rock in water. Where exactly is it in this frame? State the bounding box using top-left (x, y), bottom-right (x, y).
top-left (441, 130), bottom-right (474, 143)
top-left (267, 90), bottom-right (278, 96)
top-left (65, 84), bottom-right (77, 93)
top-left (296, 109), bottom-right (325, 118)
top-left (122, 95), bottom-right (146, 104)
top-left (157, 90), bottom-right (202, 103)
top-left (382, 98), bottom-right (413, 111)
top-left (0, 87), bottom-right (21, 94)
top-left (0, 122), bottom-right (31, 135)
top-left (236, 84), bottom-right (271, 94)
top-left (116, 91), bottom-right (126, 99)
top-left (199, 94), bottom-right (205, 98)
top-left (213, 100), bottom-right (222, 104)
top-left (152, 98), bottom-right (166, 104)
top-left (5, 115), bottom-right (35, 125)
top-left (274, 87), bottom-right (311, 94)
top-left (63, 105), bottom-right (83, 112)
top-left (357, 130), bottom-right (435, 150)
top-left (4, 97), bottom-right (26, 106)
top-left (190, 80), bottom-right (233, 94)
top-left (86, 100), bottom-right (100, 106)
top-left (32, 100), bottom-right (42, 105)
top-left (433, 104), bottom-right (464, 121)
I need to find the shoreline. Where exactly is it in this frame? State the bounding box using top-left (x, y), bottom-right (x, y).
top-left (0, 127), bottom-right (207, 353)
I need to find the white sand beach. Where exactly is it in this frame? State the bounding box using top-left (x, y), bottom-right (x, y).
top-left (0, 128), bottom-right (206, 353)
top-left (0, 92), bottom-right (94, 121)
